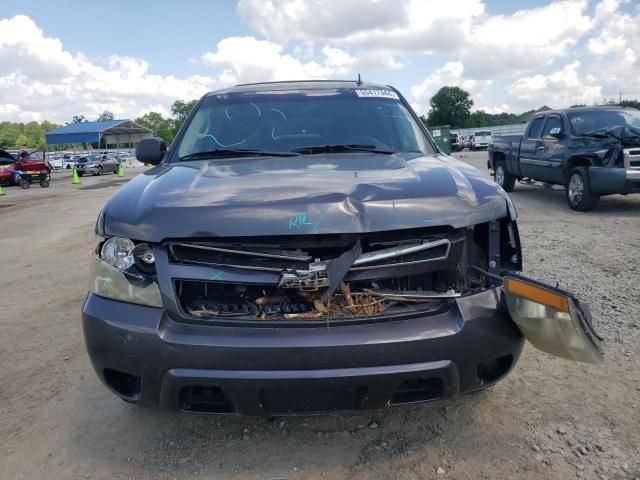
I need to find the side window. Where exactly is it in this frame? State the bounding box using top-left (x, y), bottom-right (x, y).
top-left (542, 116), bottom-right (563, 138)
top-left (528, 117), bottom-right (544, 138)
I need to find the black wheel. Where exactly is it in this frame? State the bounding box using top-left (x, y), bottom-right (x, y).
top-left (96, 166), bottom-right (103, 176)
top-left (494, 161), bottom-right (516, 192)
top-left (21, 180), bottom-right (30, 189)
top-left (77, 173), bottom-right (84, 177)
top-left (567, 167), bottom-right (599, 211)
top-left (39, 179), bottom-right (50, 188)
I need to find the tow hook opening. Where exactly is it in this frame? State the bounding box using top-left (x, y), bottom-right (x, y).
top-left (391, 377), bottom-right (444, 405)
top-left (103, 368), bottom-right (142, 401)
top-left (179, 385), bottom-right (234, 414)
top-left (477, 355), bottom-right (513, 385)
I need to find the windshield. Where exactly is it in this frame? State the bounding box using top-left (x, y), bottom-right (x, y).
top-left (177, 88), bottom-right (434, 159)
top-left (87, 155), bottom-right (102, 161)
top-left (474, 131), bottom-right (492, 136)
top-left (568, 109), bottom-right (640, 135)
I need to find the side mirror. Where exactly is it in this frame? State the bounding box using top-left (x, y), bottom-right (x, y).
top-left (549, 127), bottom-right (563, 138)
top-left (136, 138), bottom-right (167, 165)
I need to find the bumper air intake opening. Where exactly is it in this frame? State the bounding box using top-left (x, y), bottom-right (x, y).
top-left (477, 354), bottom-right (513, 385)
top-left (179, 385), bottom-right (234, 414)
top-left (391, 377), bottom-right (443, 405)
top-left (103, 368), bottom-right (142, 401)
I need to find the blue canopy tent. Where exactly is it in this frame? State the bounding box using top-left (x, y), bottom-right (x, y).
top-left (45, 120), bottom-right (153, 147)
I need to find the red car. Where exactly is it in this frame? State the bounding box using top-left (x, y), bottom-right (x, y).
top-left (0, 149), bottom-right (51, 186)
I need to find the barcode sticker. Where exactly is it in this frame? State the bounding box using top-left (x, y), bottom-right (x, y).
top-left (355, 89), bottom-right (399, 99)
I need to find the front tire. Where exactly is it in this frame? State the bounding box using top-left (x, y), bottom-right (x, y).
top-left (95, 166), bottom-right (103, 176)
top-left (567, 167), bottom-right (599, 211)
top-left (494, 161), bottom-right (516, 192)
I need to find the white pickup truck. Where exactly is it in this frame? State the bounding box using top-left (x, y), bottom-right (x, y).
top-left (471, 130), bottom-right (493, 150)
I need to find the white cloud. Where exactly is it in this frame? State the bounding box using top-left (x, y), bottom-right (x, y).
top-left (2, 0), bottom-right (640, 125)
top-left (508, 61), bottom-right (602, 108)
top-left (0, 15), bottom-right (215, 122)
top-left (201, 37), bottom-right (401, 86)
top-left (237, 0), bottom-right (591, 78)
top-left (411, 61), bottom-right (490, 114)
top-left (583, 0), bottom-right (640, 100)
top-left (201, 36), bottom-right (333, 85)
top-left (237, 0), bottom-right (409, 43)
top-left (463, 0), bottom-right (592, 78)
top-left (343, 0), bottom-right (485, 54)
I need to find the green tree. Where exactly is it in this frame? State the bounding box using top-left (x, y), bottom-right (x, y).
top-left (426, 86), bottom-right (473, 128)
top-left (97, 111), bottom-right (114, 121)
top-left (619, 100), bottom-right (640, 109)
top-left (135, 112), bottom-right (174, 143)
top-left (70, 114), bottom-right (86, 124)
top-left (170, 99), bottom-right (197, 135)
top-left (0, 122), bottom-right (21, 148)
top-left (14, 133), bottom-right (30, 148)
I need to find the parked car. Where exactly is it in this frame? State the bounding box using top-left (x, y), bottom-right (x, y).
top-left (0, 149), bottom-right (51, 186)
top-left (488, 107), bottom-right (640, 211)
top-left (83, 80), bottom-right (602, 415)
top-left (450, 133), bottom-right (462, 152)
top-left (471, 130), bottom-right (492, 150)
top-left (0, 149), bottom-right (17, 185)
top-left (48, 155), bottom-right (64, 170)
top-left (74, 154), bottom-right (120, 176)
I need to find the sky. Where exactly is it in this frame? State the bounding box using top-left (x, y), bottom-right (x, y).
top-left (0, 0), bottom-right (638, 123)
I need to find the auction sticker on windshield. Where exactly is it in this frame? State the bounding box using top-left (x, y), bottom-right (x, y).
top-left (355, 89), bottom-right (399, 99)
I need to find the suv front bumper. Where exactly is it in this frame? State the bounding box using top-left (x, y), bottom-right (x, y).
top-left (82, 287), bottom-right (524, 415)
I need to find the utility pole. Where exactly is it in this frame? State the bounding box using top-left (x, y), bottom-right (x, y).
top-left (619, 91), bottom-right (622, 103)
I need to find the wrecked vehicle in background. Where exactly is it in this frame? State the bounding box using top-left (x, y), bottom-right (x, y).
top-left (82, 81), bottom-right (602, 416)
top-left (488, 107), bottom-right (640, 211)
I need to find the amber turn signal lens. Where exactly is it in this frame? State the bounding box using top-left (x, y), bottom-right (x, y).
top-left (504, 277), bottom-right (569, 312)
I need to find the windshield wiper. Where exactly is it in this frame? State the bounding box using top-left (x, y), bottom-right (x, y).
top-left (292, 144), bottom-right (395, 155)
top-left (179, 149), bottom-right (300, 161)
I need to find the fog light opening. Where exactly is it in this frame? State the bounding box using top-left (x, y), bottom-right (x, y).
top-left (103, 368), bottom-right (142, 401)
top-left (477, 355), bottom-right (513, 385)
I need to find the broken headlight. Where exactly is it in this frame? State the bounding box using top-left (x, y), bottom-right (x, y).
top-left (89, 256), bottom-right (162, 308)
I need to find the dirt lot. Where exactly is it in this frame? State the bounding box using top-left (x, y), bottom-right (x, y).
top-left (1, 154), bottom-right (639, 480)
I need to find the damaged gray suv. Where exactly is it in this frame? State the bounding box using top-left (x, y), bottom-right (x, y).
top-left (83, 81), bottom-right (602, 415)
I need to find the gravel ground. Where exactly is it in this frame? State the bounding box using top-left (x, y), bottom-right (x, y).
top-left (0, 153), bottom-right (638, 480)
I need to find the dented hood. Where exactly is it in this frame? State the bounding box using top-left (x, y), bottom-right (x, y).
top-left (103, 153), bottom-right (509, 241)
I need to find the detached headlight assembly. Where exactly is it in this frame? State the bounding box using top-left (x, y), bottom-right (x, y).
top-left (503, 275), bottom-right (603, 364)
top-left (90, 237), bottom-right (162, 308)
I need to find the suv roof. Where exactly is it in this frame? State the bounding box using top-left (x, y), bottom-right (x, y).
top-left (206, 80), bottom-right (393, 96)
